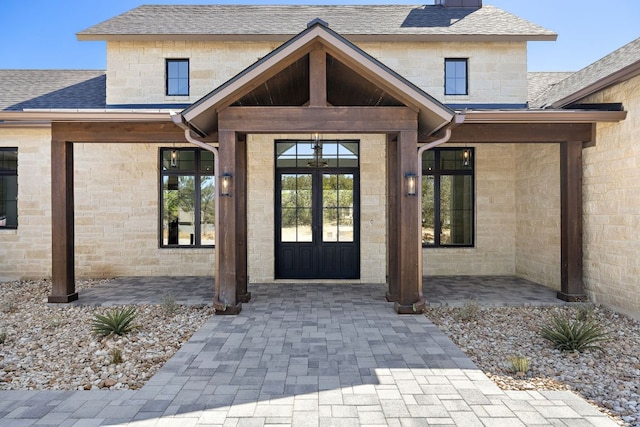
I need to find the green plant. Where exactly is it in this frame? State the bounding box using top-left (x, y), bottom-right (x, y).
top-left (48, 317), bottom-right (63, 329)
top-left (162, 293), bottom-right (178, 317)
top-left (0, 331), bottom-right (7, 344)
top-left (540, 312), bottom-right (611, 352)
top-left (509, 355), bottom-right (529, 374)
top-left (91, 306), bottom-right (139, 337)
top-left (576, 304), bottom-right (595, 322)
top-left (110, 348), bottom-right (123, 364)
top-left (457, 299), bottom-right (480, 321)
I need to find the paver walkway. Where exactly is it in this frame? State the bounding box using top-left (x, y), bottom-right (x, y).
top-left (0, 280), bottom-right (617, 426)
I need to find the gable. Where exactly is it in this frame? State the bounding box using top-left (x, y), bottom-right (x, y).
top-left (179, 21), bottom-right (456, 137)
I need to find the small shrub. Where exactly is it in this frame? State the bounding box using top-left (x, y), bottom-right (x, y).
top-left (162, 293), bottom-right (178, 317)
top-left (509, 355), bottom-right (529, 374)
top-left (457, 299), bottom-right (480, 321)
top-left (91, 306), bottom-right (139, 337)
top-left (48, 317), bottom-right (63, 329)
top-left (0, 331), bottom-right (7, 344)
top-left (110, 348), bottom-right (123, 364)
top-left (540, 312), bottom-right (611, 352)
top-left (576, 303), bottom-right (595, 322)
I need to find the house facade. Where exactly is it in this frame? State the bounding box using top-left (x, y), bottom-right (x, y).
top-left (0, 1), bottom-right (636, 315)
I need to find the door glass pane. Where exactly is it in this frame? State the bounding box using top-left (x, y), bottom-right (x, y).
top-left (440, 175), bottom-right (472, 245)
top-left (281, 174), bottom-right (312, 242)
top-left (323, 173), bottom-right (354, 242)
top-left (162, 175), bottom-right (195, 246)
top-left (200, 176), bottom-right (215, 245)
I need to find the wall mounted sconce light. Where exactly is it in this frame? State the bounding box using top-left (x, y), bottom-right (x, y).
top-left (221, 173), bottom-right (232, 197)
top-left (170, 149), bottom-right (178, 168)
top-left (462, 149), bottom-right (471, 167)
top-left (405, 172), bottom-right (417, 196)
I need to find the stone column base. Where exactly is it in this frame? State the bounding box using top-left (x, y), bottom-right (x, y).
top-left (557, 291), bottom-right (587, 302)
top-left (48, 293), bottom-right (79, 303)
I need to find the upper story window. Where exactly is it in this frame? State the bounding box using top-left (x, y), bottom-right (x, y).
top-left (0, 148), bottom-right (18, 228)
top-left (422, 148), bottom-right (474, 247)
top-left (160, 148), bottom-right (214, 247)
top-left (445, 58), bottom-right (468, 96)
top-left (166, 59), bottom-right (189, 96)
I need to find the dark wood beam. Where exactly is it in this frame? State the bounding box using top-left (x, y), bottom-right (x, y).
top-left (441, 123), bottom-right (593, 144)
top-left (558, 141), bottom-right (587, 302)
top-left (215, 130), bottom-right (243, 314)
top-left (386, 134), bottom-right (399, 303)
top-left (235, 133), bottom-right (250, 304)
top-left (51, 122), bottom-right (217, 144)
top-left (218, 106), bottom-right (417, 133)
top-left (48, 139), bottom-right (77, 303)
top-left (309, 49), bottom-right (327, 107)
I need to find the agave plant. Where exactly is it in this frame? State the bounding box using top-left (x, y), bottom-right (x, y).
top-left (91, 306), bottom-right (139, 337)
top-left (540, 312), bottom-right (611, 352)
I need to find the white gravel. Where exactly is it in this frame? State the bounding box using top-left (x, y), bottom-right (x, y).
top-left (425, 304), bottom-right (640, 427)
top-left (0, 279), bottom-right (212, 391)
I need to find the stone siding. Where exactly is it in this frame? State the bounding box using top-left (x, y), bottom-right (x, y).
top-left (581, 74), bottom-right (640, 314)
top-left (107, 40), bottom-right (528, 106)
top-left (0, 128), bottom-right (52, 280)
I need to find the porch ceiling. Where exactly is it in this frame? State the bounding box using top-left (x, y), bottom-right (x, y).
top-left (179, 20), bottom-right (455, 137)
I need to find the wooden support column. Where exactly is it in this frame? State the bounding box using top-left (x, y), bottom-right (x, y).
top-left (386, 134), bottom-right (399, 302)
top-left (48, 139), bottom-right (78, 303)
top-left (235, 134), bottom-right (250, 304)
top-left (558, 141), bottom-right (587, 301)
top-left (393, 130), bottom-right (424, 314)
top-left (215, 130), bottom-right (244, 314)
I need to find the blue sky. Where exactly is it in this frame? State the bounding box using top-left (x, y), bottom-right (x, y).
top-left (0, 0), bottom-right (638, 72)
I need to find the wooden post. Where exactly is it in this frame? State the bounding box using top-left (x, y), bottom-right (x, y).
top-left (558, 141), bottom-right (586, 301)
top-left (309, 48), bottom-right (327, 107)
top-left (393, 130), bottom-right (424, 314)
top-left (386, 134), bottom-right (399, 302)
top-left (235, 134), bottom-right (250, 303)
top-left (48, 139), bottom-right (78, 303)
top-left (215, 130), bottom-right (243, 314)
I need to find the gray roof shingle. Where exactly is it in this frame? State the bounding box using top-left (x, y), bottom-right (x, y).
top-left (77, 4), bottom-right (556, 40)
top-left (535, 37), bottom-right (640, 108)
top-left (0, 70), bottom-right (106, 111)
top-left (527, 72), bottom-right (573, 106)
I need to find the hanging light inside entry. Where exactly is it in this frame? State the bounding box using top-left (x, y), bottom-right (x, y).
top-left (170, 149), bottom-right (179, 168)
top-left (307, 133), bottom-right (328, 168)
top-left (462, 148), bottom-right (471, 167)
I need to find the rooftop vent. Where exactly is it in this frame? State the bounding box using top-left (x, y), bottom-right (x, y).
top-left (435, 0), bottom-right (482, 7)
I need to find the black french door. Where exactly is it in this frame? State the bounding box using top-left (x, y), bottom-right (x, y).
top-left (275, 169), bottom-right (359, 279)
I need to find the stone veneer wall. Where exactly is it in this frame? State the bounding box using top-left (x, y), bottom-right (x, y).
top-left (514, 144), bottom-right (561, 289)
top-left (106, 40), bottom-right (528, 106)
top-left (423, 143), bottom-right (517, 275)
top-left (0, 128), bottom-right (52, 280)
top-left (246, 134), bottom-right (387, 284)
top-left (580, 74), bottom-right (640, 314)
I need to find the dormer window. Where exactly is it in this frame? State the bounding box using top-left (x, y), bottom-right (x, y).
top-left (166, 59), bottom-right (189, 96)
top-left (444, 58), bottom-right (468, 96)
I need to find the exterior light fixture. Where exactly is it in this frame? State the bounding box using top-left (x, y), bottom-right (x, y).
top-left (221, 173), bottom-right (232, 197)
top-left (307, 132), bottom-right (328, 168)
top-left (405, 172), bottom-right (417, 196)
top-left (462, 149), bottom-right (471, 167)
top-left (170, 149), bottom-right (178, 168)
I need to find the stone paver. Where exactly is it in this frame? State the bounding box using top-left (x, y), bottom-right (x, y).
top-left (1, 279), bottom-right (617, 426)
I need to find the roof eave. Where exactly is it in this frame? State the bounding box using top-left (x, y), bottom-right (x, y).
top-left (463, 109), bottom-right (627, 124)
top-left (77, 33), bottom-right (557, 43)
top-left (0, 110), bottom-right (172, 124)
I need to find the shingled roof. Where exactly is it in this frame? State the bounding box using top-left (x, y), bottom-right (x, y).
top-left (0, 70), bottom-right (106, 111)
top-left (534, 37), bottom-right (640, 108)
top-left (527, 72), bottom-right (573, 106)
top-left (77, 4), bottom-right (556, 41)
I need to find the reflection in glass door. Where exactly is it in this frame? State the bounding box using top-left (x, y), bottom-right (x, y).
top-left (275, 140), bottom-right (359, 279)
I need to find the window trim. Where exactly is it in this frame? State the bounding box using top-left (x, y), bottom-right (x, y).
top-left (0, 147), bottom-right (18, 229)
top-left (165, 58), bottom-right (190, 97)
top-left (159, 148), bottom-right (214, 248)
top-left (422, 148), bottom-right (475, 248)
top-left (444, 58), bottom-right (469, 96)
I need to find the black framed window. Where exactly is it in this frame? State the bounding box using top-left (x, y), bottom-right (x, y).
top-left (422, 148), bottom-right (474, 247)
top-left (445, 58), bottom-right (468, 95)
top-left (0, 148), bottom-right (18, 229)
top-left (166, 59), bottom-right (189, 96)
top-left (160, 148), bottom-right (214, 247)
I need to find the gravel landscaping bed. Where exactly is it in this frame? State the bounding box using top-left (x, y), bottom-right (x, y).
top-left (0, 279), bottom-right (212, 391)
top-left (425, 304), bottom-right (640, 426)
